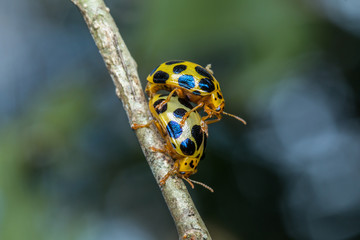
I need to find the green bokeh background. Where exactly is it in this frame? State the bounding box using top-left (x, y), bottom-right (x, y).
top-left (1, 0), bottom-right (360, 239)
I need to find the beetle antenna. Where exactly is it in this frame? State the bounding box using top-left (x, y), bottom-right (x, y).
top-left (185, 177), bottom-right (214, 192)
top-left (223, 111), bottom-right (247, 125)
top-left (182, 177), bottom-right (195, 189)
top-left (205, 64), bottom-right (214, 74)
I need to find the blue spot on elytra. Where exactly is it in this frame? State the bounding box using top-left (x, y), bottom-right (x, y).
top-left (166, 121), bottom-right (182, 139)
top-left (178, 75), bottom-right (195, 89)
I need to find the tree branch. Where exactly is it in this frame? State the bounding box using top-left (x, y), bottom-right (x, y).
top-left (70, 0), bottom-right (212, 239)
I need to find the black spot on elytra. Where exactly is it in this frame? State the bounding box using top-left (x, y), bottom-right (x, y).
top-left (195, 66), bottom-right (213, 80)
top-left (180, 138), bottom-right (195, 155)
top-left (191, 125), bottom-right (203, 149)
top-left (189, 160), bottom-right (195, 168)
top-left (153, 99), bottom-right (167, 114)
top-left (198, 78), bottom-right (215, 92)
top-left (153, 71), bottom-right (169, 83)
top-left (173, 108), bottom-right (187, 118)
top-left (149, 65), bottom-right (160, 76)
top-left (178, 97), bottom-right (193, 110)
top-left (166, 60), bottom-right (185, 65)
top-left (173, 65), bottom-right (187, 74)
top-left (217, 92), bottom-right (223, 99)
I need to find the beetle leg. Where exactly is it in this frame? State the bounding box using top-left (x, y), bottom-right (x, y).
top-left (132, 120), bottom-right (171, 153)
top-left (204, 117), bottom-right (221, 125)
top-left (179, 102), bottom-right (204, 126)
top-left (150, 147), bottom-right (167, 153)
top-left (131, 120), bottom-right (155, 130)
top-left (200, 120), bottom-right (209, 137)
top-left (159, 161), bottom-right (180, 186)
top-left (154, 88), bottom-right (176, 110)
top-left (132, 118), bottom-right (168, 138)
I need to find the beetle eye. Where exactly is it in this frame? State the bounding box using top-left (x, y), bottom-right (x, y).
top-left (180, 171), bottom-right (186, 175)
top-left (216, 106), bottom-right (221, 112)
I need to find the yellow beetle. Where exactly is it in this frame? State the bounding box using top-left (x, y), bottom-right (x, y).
top-left (132, 94), bottom-right (212, 192)
top-left (146, 60), bottom-right (246, 132)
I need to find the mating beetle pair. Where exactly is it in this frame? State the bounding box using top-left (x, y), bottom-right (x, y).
top-left (132, 60), bottom-right (246, 191)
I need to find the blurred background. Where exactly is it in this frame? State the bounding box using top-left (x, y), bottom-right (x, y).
top-left (1, 0), bottom-right (360, 239)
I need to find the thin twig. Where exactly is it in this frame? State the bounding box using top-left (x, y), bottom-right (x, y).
top-left (70, 0), bottom-right (212, 239)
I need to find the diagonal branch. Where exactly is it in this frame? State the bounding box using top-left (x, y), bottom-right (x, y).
top-left (70, 0), bottom-right (212, 239)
